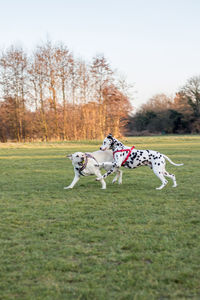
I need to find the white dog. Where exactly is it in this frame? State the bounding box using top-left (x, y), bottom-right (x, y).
top-left (64, 150), bottom-right (123, 189)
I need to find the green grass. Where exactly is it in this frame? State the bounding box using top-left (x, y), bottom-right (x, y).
top-left (0, 136), bottom-right (200, 299)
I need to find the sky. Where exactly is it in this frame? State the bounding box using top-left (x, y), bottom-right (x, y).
top-left (0, 0), bottom-right (200, 109)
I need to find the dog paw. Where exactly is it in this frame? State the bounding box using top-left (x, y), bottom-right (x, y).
top-left (156, 186), bottom-right (165, 190)
top-left (64, 186), bottom-right (72, 189)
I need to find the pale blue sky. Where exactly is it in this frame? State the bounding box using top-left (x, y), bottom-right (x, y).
top-left (0, 0), bottom-right (200, 108)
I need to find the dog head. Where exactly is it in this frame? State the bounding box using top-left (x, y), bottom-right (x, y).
top-left (100, 134), bottom-right (116, 151)
top-left (66, 152), bottom-right (86, 166)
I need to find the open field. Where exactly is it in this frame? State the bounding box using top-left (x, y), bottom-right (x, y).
top-left (0, 136), bottom-right (200, 299)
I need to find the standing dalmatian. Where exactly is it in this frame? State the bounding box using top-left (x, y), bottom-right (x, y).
top-left (98, 134), bottom-right (183, 190)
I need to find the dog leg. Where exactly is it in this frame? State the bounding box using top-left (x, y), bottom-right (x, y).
top-left (112, 169), bottom-right (123, 184)
top-left (100, 178), bottom-right (106, 189)
top-left (118, 170), bottom-right (123, 184)
top-left (153, 168), bottom-right (168, 190)
top-left (112, 173), bottom-right (118, 184)
top-left (99, 162), bottom-right (113, 168)
top-left (96, 167), bottom-right (117, 181)
top-left (101, 160), bottom-right (121, 180)
top-left (100, 162), bottom-right (121, 184)
top-left (163, 171), bottom-right (177, 187)
top-left (103, 166), bottom-right (118, 179)
top-left (97, 158), bottom-right (122, 181)
top-left (64, 174), bottom-right (80, 189)
top-left (95, 169), bottom-right (106, 189)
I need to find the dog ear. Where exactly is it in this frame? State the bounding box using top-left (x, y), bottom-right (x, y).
top-left (107, 133), bottom-right (113, 139)
top-left (66, 154), bottom-right (73, 160)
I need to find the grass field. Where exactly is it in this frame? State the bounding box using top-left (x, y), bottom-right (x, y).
top-left (0, 136), bottom-right (200, 300)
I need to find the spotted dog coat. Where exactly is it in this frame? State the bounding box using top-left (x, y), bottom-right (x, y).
top-left (99, 134), bottom-right (183, 190)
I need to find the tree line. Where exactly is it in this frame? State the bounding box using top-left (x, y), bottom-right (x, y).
top-left (0, 41), bottom-right (132, 142)
top-left (127, 76), bottom-right (200, 135)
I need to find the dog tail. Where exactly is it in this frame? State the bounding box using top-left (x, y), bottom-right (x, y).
top-left (162, 154), bottom-right (184, 166)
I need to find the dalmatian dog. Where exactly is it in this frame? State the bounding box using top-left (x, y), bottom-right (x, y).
top-left (64, 150), bottom-right (123, 189)
top-left (97, 134), bottom-right (183, 190)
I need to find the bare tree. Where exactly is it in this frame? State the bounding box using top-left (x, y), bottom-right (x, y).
top-left (0, 46), bottom-right (28, 141)
top-left (180, 76), bottom-right (200, 117)
top-left (55, 44), bottom-right (73, 139)
top-left (29, 48), bottom-right (49, 140)
top-left (140, 94), bottom-right (173, 113)
top-left (76, 59), bottom-right (92, 139)
top-left (90, 55), bottom-right (113, 138)
top-left (173, 92), bottom-right (193, 115)
top-left (0, 41), bottom-right (133, 141)
top-left (103, 84), bottom-right (132, 136)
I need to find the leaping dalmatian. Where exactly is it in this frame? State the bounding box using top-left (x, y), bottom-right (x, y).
top-left (97, 134), bottom-right (183, 190)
